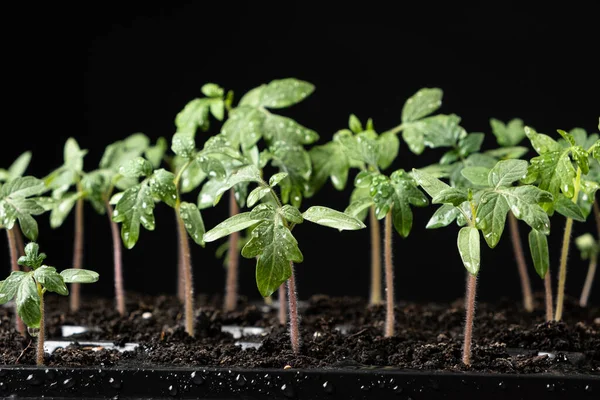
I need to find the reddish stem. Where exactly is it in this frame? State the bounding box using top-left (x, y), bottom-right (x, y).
top-left (6, 228), bottom-right (25, 336)
top-left (369, 206), bottom-right (382, 305)
top-left (580, 256), bottom-right (597, 307)
top-left (384, 210), bottom-right (395, 337)
top-left (175, 210), bottom-right (185, 303)
top-left (544, 269), bottom-right (554, 322)
top-left (224, 191), bottom-right (240, 312)
top-left (70, 196), bottom-right (84, 312)
top-left (287, 262), bottom-right (300, 353)
top-left (508, 213), bottom-right (534, 312)
top-left (177, 207), bottom-right (195, 337)
top-left (13, 225), bottom-right (25, 257)
top-left (106, 201), bottom-right (126, 316)
top-left (278, 284), bottom-right (287, 325)
top-left (462, 273), bottom-right (478, 366)
top-left (594, 199), bottom-right (600, 241)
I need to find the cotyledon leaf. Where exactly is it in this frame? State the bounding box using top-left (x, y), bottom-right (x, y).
top-left (302, 206), bottom-right (366, 231)
top-left (60, 269), bottom-right (99, 283)
top-left (457, 227), bottom-right (480, 276)
top-left (179, 201), bottom-right (205, 246)
top-left (528, 229), bottom-right (549, 279)
top-left (203, 212), bottom-right (262, 242)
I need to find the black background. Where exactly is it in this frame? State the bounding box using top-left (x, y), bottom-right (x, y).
top-left (4, 3), bottom-right (599, 308)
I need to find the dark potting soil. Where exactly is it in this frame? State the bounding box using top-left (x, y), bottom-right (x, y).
top-left (1, 292), bottom-right (599, 376)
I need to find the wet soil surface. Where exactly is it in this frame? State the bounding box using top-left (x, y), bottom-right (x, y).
top-left (1, 293), bottom-right (599, 375)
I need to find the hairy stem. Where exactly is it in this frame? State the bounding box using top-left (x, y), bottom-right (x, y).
top-left (177, 204), bottom-right (195, 337)
top-left (384, 209), bottom-right (395, 338)
top-left (175, 210), bottom-right (185, 303)
top-left (555, 217), bottom-right (574, 321)
top-left (369, 206), bottom-right (382, 305)
top-left (36, 285), bottom-right (45, 366)
top-left (70, 196), bottom-right (85, 312)
top-left (580, 256), bottom-right (597, 307)
top-left (6, 228), bottom-right (25, 336)
top-left (462, 273), bottom-right (478, 366)
top-left (14, 225), bottom-right (25, 257)
top-left (544, 269), bottom-right (554, 322)
top-left (106, 201), bottom-right (126, 316)
top-left (287, 262), bottom-right (300, 353)
top-left (278, 284), bottom-right (287, 325)
top-left (508, 213), bottom-right (534, 312)
top-left (224, 191), bottom-right (240, 312)
top-left (555, 168), bottom-right (582, 321)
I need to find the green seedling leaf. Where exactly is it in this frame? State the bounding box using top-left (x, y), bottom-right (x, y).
top-left (349, 114), bottom-right (363, 133)
top-left (458, 227), bottom-right (480, 275)
top-left (171, 133), bottom-right (196, 159)
top-left (34, 266), bottom-right (68, 295)
top-left (0, 271), bottom-right (27, 305)
top-left (17, 242), bottom-right (46, 270)
top-left (307, 140), bottom-right (350, 193)
top-left (264, 114), bottom-right (319, 145)
top-left (377, 131), bottom-right (400, 170)
top-left (458, 133), bottom-right (484, 157)
top-left (269, 172), bottom-right (288, 188)
top-left (100, 133), bottom-right (151, 172)
top-left (280, 205), bottom-right (303, 224)
top-left (178, 159), bottom-right (206, 194)
top-left (269, 143), bottom-right (312, 208)
top-left (426, 204), bottom-right (460, 229)
top-left (554, 195), bottom-right (586, 221)
top-left (50, 192), bottom-right (82, 228)
top-left (17, 276), bottom-right (41, 328)
top-left (410, 168), bottom-right (451, 198)
top-left (488, 159), bottom-right (529, 188)
top-left (148, 169), bottom-right (177, 208)
top-left (201, 83), bottom-right (224, 98)
top-left (247, 186), bottom-right (271, 207)
top-left (484, 146), bottom-right (529, 160)
top-left (145, 137), bottom-right (168, 169)
top-left (302, 206), bottom-right (366, 231)
top-left (345, 196), bottom-right (375, 220)
top-left (64, 138), bottom-right (87, 173)
top-left (490, 118), bottom-right (526, 147)
top-left (113, 183), bottom-right (156, 249)
top-left (179, 202), bottom-right (205, 245)
top-left (528, 229), bottom-right (550, 278)
top-left (432, 187), bottom-right (468, 206)
top-left (119, 157), bottom-right (153, 179)
top-left (461, 167), bottom-right (490, 187)
top-left (221, 106), bottom-right (266, 150)
top-left (257, 78), bottom-right (315, 109)
top-left (241, 221), bottom-right (303, 297)
top-left (475, 192), bottom-right (509, 247)
top-left (213, 164), bottom-right (263, 200)
top-left (3, 151), bottom-right (32, 181)
top-left (60, 269), bottom-right (100, 283)
top-left (401, 88), bottom-right (443, 123)
top-left (0, 176), bottom-right (46, 199)
top-left (203, 212), bottom-right (262, 242)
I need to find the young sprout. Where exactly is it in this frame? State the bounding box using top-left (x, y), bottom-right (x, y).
top-left (0, 242), bottom-right (98, 365)
top-left (168, 83), bottom-right (229, 302)
top-left (80, 133), bottom-right (155, 315)
top-left (0, 175), bottom-right (48, 335)
top-left (575, 233), bottom-right (599, 307)
top-left (413, 158), bottom-right (552, 365)
top-left (214, 78), bottom-right (319, 313)
top-left (346, 169), bottom-right (428, 336)
top-left (204, 165), bottom-right (365, 353)
top-left (488, 118), bottom-right (535, 312)
top-left (308, 88), bottom-right (456, 305)
top-left (44, 138), bottom-right (89, 312)
top-left (523, 126), bottom-right (599, 321)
